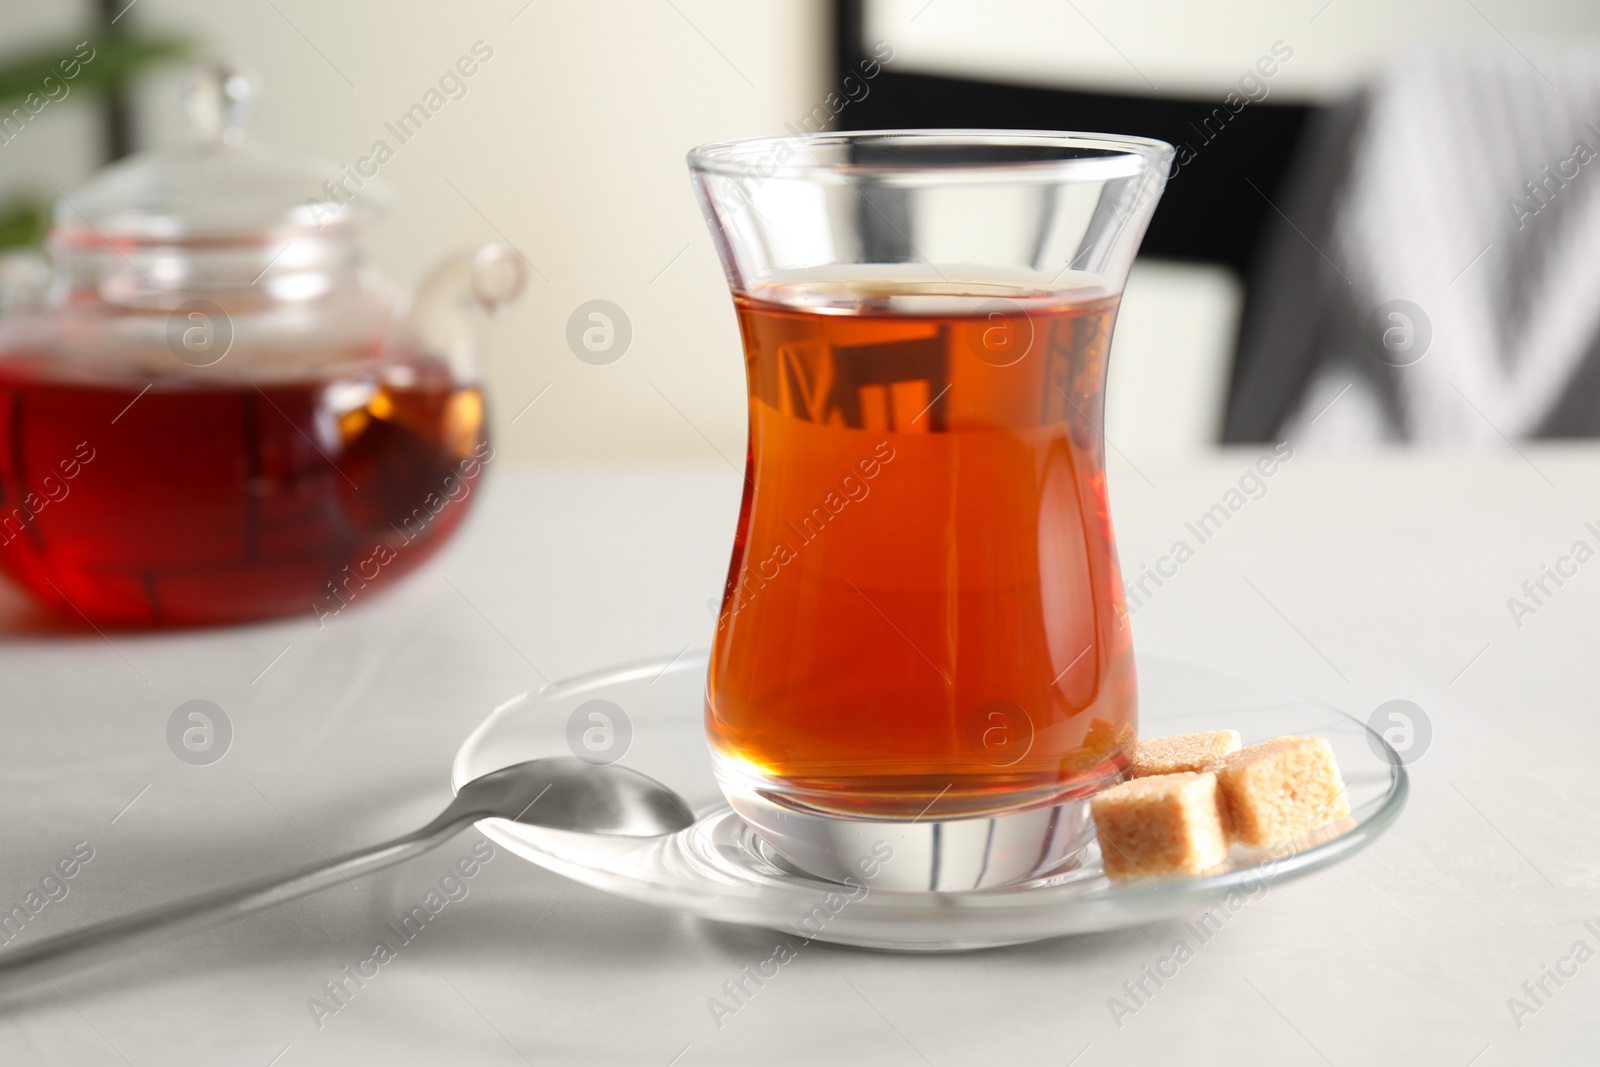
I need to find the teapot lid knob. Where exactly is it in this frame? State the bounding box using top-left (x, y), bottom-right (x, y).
top-left (183, 61), bottom-right (256, 147)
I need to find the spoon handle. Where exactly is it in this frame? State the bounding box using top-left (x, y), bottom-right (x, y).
top-left (0, 811), bottom-right (470, 991)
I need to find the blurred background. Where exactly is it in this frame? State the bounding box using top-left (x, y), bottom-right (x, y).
top-left (3, 0), bottom-right (1600, 462)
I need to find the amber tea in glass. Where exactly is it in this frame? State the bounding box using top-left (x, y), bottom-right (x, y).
top-left (690, 130), bottom-right (1172, 889)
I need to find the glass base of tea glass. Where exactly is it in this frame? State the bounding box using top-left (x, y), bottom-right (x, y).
top-left (452, 650), bottom-right (1407, 952)
top-left (711, 751), bottom-right (1102, 892)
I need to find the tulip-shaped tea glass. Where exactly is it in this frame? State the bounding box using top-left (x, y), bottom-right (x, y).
top-left (689, 130), bottom-right (1172, 891)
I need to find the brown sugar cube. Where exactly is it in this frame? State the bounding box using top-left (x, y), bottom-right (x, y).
top-left (1215, 735), bottom-right (1350, 849)
top-left (1091, 771), bottom-right (1229, 882)
top-left (1132, 730), bottom-right (1242, 778)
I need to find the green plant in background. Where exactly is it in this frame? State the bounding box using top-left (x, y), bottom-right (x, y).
top-left (0, 200), bottom-right (47, 249)
top-left (0, 32), bottom-right (190, 250)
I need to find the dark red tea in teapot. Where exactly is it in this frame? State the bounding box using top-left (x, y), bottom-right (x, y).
top-left (0, 355), bottom-right (489, 626)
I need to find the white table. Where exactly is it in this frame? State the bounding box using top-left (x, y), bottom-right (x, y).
top-left (1, 450), bottom-right (1596, 1065)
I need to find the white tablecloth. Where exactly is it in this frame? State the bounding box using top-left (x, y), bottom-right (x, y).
top-left (2, 450), bottom-right (1596, 1065)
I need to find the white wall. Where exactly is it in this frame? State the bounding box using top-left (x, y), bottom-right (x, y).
top-left (122, 0), bottom-right (830, 462)
top-left (867, 0), bottom-right (1600, 101)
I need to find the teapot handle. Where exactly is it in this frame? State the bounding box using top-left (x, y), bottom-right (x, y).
top-left (469, 244), bottom-right (528, 313)
top-left (398, 244), bottom-right (529, 382)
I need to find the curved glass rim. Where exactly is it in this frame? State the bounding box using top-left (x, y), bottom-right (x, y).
top-left (686, 128), bottom-right (1176, 183)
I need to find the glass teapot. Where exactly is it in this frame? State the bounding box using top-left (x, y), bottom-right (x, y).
top-left (0, 62), bottom-right (526, 627)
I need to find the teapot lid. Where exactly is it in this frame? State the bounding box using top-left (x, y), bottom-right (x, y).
top-left (54, 61), bottom-right (388, 243)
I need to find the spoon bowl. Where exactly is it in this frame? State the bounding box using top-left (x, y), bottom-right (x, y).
top-left (453, 757), bottom-right (697, 837)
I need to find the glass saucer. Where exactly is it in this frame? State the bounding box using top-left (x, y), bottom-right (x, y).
top-left (451, 652), bottom-right (1407, 952)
